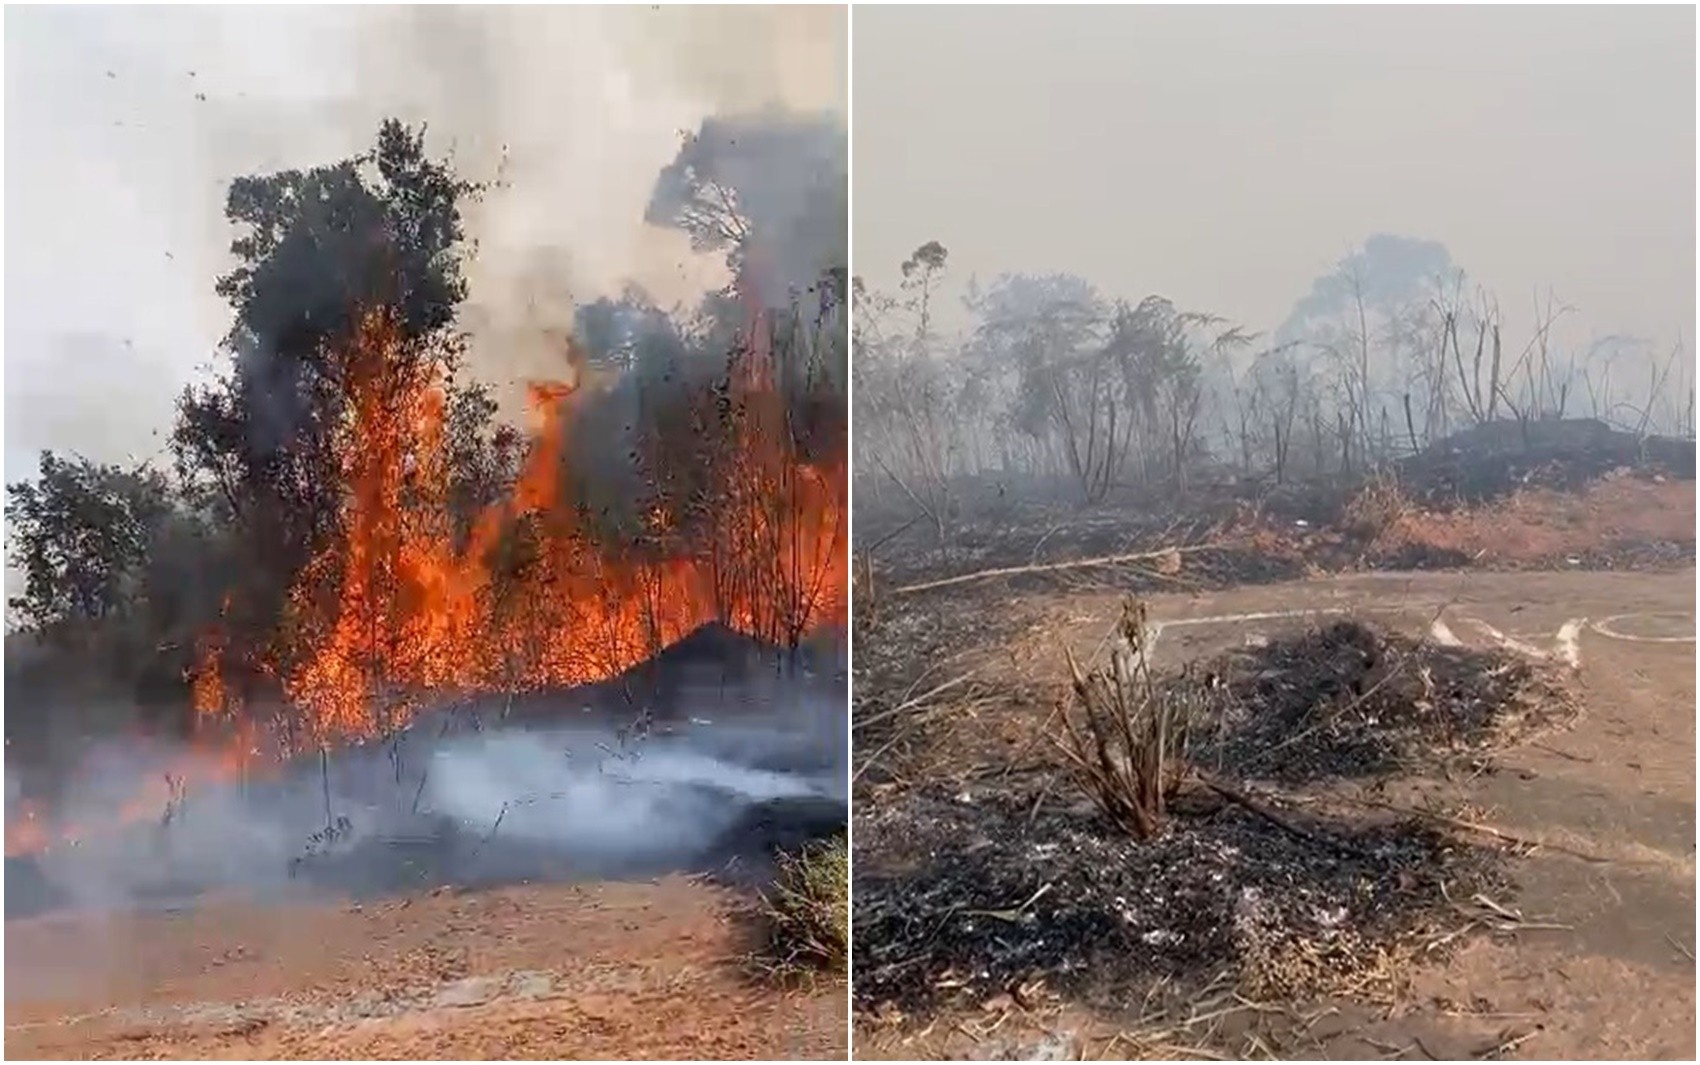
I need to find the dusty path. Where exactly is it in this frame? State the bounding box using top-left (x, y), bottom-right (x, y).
top-left (6, 875), bottom-right (846, 1059)
top-left (857, 569), bottom-right (1695, 1059)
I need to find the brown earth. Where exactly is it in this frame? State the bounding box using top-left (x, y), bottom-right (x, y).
top-left (1377, 471), bottom-right (1695, 565)
top-left (6, 875), bottom-right (846, 1060)
top-left (855, 568), bottom-right (1695, 1059)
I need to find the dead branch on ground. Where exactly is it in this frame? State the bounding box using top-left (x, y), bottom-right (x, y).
top-left (890, 543), bottom-right (1221, 597)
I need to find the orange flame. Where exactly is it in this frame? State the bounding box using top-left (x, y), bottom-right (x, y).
top-left (10, 307), bottom-right (844, 856)
top-left (5, 802), bottom-right (48, 857)
top-left (220, 308), bottom-right (844, 748)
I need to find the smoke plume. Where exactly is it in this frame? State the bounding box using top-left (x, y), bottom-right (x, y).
top-left (5, 5), bottom-right (847, 467)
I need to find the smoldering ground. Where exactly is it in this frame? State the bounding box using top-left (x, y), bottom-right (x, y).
top-left (6, 633), bottom-right (847, 920)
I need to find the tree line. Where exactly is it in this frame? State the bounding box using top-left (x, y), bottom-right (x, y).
top-left (854, 238), bottom-right (1692, 530)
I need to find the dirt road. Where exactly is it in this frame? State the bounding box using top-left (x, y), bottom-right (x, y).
top-left (6, 875), bottom-right (846, 1060)
top-left (858, 568), bottom-right (1695, 1059)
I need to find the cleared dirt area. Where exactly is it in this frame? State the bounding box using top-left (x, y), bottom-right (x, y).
top-left (854, 568), bottom-right (1695, 1060)
top-left (6, 876), bottom-right (846, 1059)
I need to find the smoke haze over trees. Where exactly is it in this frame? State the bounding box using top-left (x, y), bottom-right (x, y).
top-left (855, 228), bottom-right (1693, 518)
top-left (5, 5), bottom-right (846, 629)
top-left (6, 13), bottom-right (847, 783)
top-left (853, 7), bottom-right (1692, 518)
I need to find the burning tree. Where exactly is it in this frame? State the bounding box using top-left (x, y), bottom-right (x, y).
top-left (175, 118), bottom-right (847, 753)
top-left (169, 120), bottom-right (486, 713)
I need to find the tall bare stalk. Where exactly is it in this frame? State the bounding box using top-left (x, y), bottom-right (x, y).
top-left (1054, 598), bottom-right (1194, 841)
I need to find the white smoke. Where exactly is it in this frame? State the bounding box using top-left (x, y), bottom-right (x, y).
top-left (5, 5), bottom-right (846, 473)
top-left (10, 674), bottom-right (846, 918)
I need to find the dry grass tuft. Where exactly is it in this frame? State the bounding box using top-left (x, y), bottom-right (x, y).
top-left (1341, 469), bottom-right (1414, 546)
top-left (755, 836), bottom-right (849, 978)
top-left (1054, 596), bottom-right (1204, 840)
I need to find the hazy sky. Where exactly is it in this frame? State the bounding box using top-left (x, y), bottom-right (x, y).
top-left (4, 5), bottom-right (845, 486)
top-left (854, 6), bottom-right (1695, 351)
top-left (5, 4), bottom-right (1691, 492)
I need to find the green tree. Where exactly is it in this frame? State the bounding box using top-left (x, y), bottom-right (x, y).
top-left (7, 452), bottom-right (173, 637)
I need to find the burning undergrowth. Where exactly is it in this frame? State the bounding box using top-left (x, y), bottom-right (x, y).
top-left (190, 308), bottom-right (846, 751)
top-left (7, 311), bottom-right (848, 883)
top-left (853, 784), bottom-right (1505, 1010)
top-left (1193, 620), bottom-right (1579, 783)
top-left (7, 625), bottom-right (847, 919)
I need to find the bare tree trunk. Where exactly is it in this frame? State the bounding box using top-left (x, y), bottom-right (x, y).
top-left (1487, 323), bottom-right (1503, 422)
top-left (1448, 313), bottom-right (1484, 424)
top-left (1351, 265), bottom-right (1373, 458)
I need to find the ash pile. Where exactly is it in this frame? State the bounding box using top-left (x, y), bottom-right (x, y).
top-left (1196, 619), bottom-right (1576, 782)
top-left (1399, 418), bottom-right (1694, 507)
top-left (7, 624), bottom-right (847, 919)
top-left (854, 606), bottom-right (1572, 1011)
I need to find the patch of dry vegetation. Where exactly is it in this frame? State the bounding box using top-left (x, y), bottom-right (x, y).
top-left (1055, 598), bottom-right (1200, 840)
top-left (1368, 470), bottom-right (1696, 569)
top-left (1340, 469), bottom-right (1417, 547)
top-left (754, 837), bottom-right (849, 979)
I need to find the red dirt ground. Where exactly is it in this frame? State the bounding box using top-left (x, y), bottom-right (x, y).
top-left (6, 876), bottom-right (846, 1060)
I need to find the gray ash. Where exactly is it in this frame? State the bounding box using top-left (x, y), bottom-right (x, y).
top-left (1193, 620), bottom-right (1575, 783)
top-left (853, 783), bottom-right (1502, 1011)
